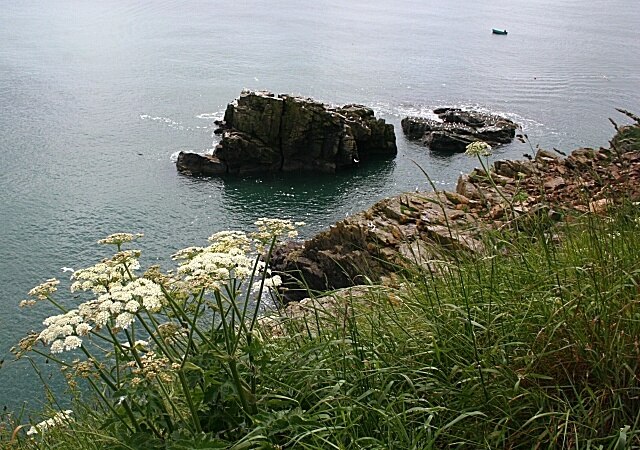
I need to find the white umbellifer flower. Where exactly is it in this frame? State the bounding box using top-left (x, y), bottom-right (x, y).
top-left (142, 295), bottom-right (162, 312)
top-left (464, 141), bottom-right (492, 157)
top-left (173, 220), bottom-right (303, 292)
top-left (125, 300), bottom-right (140, 313)
top-left (77, 278), bottom-right (164, 331)
top-left (71, 263), bottom-right (123, 294)
top-left (98, 299), bottom-right (114, 311)
top-left (176, 243), bottom-right (255, 290)
top-left (75, 323), bottom-right (92, 336)
top-left (71, 251), bottom-right (141, 294)
top-left (98, 233), bottom-right (143, 246)
top-left (207, 230), bottom-right (251, 253)
top-left (95, 311), bottom-right (110, 327)
top-left (130, 278), bottom-right (164, 312)
top-left (109, 301), bottom-right (123, 314)
top-left (171, 246), bottom-right (205, 260)
top-left (40, 310), bottom-right (82, 344)
top-left (252, 274), bottom-right (283, 292)
top-left (50, 340), bottom-right (65, 354)
top-left (115, 312), bottom-right (134, 329)
top-left (251, 218), bottom-right (304, 252)
top-left (63, 336), bottom-right (83, 351)
top-left (265, 275), bottom-right (282, 288)
top-left (28, 278), bottom-right (60, 300)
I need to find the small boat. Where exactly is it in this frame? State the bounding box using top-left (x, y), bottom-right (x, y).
top-left (492, 28), bottom-right (508, 35)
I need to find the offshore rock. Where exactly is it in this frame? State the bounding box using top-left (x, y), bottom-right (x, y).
top-left (175, 152), bottom-right (226, 175)
top-left (176, 91), bottom-right (397, 176)
top-left (273, 118), bottom-right (640, 303)
top-left (401, 107), bottom-right (518, 152)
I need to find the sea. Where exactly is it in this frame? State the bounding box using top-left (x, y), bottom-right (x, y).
top-left (1, 0), bottom-right (639, 414)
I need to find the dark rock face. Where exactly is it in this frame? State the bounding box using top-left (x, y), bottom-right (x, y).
top-left (401, 107), bottom-right (518, 152)
top-left (177, 91), bottom-right (397, 176)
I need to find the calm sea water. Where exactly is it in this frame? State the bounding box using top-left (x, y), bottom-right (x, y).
top-left (1, 0), bottom-right (638, 413)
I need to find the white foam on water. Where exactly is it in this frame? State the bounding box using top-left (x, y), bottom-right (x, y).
top-left (141, 110), bottom-right (225, 162)
top-left (196, 111), bottom-right (225, 121)
top-left (170, 144), bottom-right (218, 163)
top-left (370, 101), bottom-right (548, 134)
top-left (139, 114), bottom-right (194, 131)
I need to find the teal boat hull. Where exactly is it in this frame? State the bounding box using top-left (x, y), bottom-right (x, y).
top-left (492, 28), bottom-right (508, 35)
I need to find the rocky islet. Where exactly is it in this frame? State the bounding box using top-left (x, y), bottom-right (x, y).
top-left (401, 107), bottom-right (519, 152)
top-left (176, 91), bottom-right (397, 176)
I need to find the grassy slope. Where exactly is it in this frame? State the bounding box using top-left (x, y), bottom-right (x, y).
top-left (6, 201), bottom-right (640, 449)
top-left (5, 120), bottom-right (640, 449)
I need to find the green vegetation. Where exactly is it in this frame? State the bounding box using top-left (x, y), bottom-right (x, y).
top-left (3, 143), bottom-right (640, 448)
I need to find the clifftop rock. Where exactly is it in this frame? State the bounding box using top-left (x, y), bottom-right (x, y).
top-left (177, 91), bottom-right (397, 176)
top-left (401, 107), bottom-right (518, 152)
top-left (273, 118), bottom-right (640, 302)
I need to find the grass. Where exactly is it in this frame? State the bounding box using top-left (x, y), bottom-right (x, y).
top-left (4, 199), bottom-right (640, 449)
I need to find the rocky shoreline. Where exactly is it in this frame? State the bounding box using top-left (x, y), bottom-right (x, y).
top-left (272, 112), bottom-right (640, 302)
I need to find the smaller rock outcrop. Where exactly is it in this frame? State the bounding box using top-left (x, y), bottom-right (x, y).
top-left (401, 107), bottom-right (518, 152)
top-left (177, 91), bottom-right (397, 176)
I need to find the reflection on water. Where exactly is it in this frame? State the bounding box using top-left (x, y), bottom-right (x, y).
top-left (193, 158), bottom-right (398, 235)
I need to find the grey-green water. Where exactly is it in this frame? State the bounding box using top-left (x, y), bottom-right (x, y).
top-left (1, 0), bottom-right (639, 412)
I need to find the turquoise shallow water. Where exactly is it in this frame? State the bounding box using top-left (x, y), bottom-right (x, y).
top-left (1, 0), bottom-right (639, 412)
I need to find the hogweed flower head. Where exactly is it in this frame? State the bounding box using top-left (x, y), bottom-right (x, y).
top-left (171, 246), bottom-right (205, 261)
top-left (207, 230), bottom-right (251, 253)
top-left (39, 310), bottom-right (84, 347)
top-left (131, 351), bottom-right (175, 383)
top-left (176, 245), bottom-right (254, 291)
top-left (12, 333), bottom-right (39, 357)
top-left (253, 274), bottom-right (283, 292)
top-left (70, 249), bottom-right (142, 294)
top-left (98, 232), bottom-right (143, 246)
top-left (36, 275), bottom-right (165, 353)
top-left (465, 141), bottom-right (493, 157)
top-left (251, 218), bottom-right (304, 252)
top-left (27, 278), bottom-right (60, 300)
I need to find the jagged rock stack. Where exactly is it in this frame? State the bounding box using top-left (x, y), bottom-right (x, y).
top-left (401, 107), bottom-right (518, 152)
top-left (177, 91), bottom-right (397, 176)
